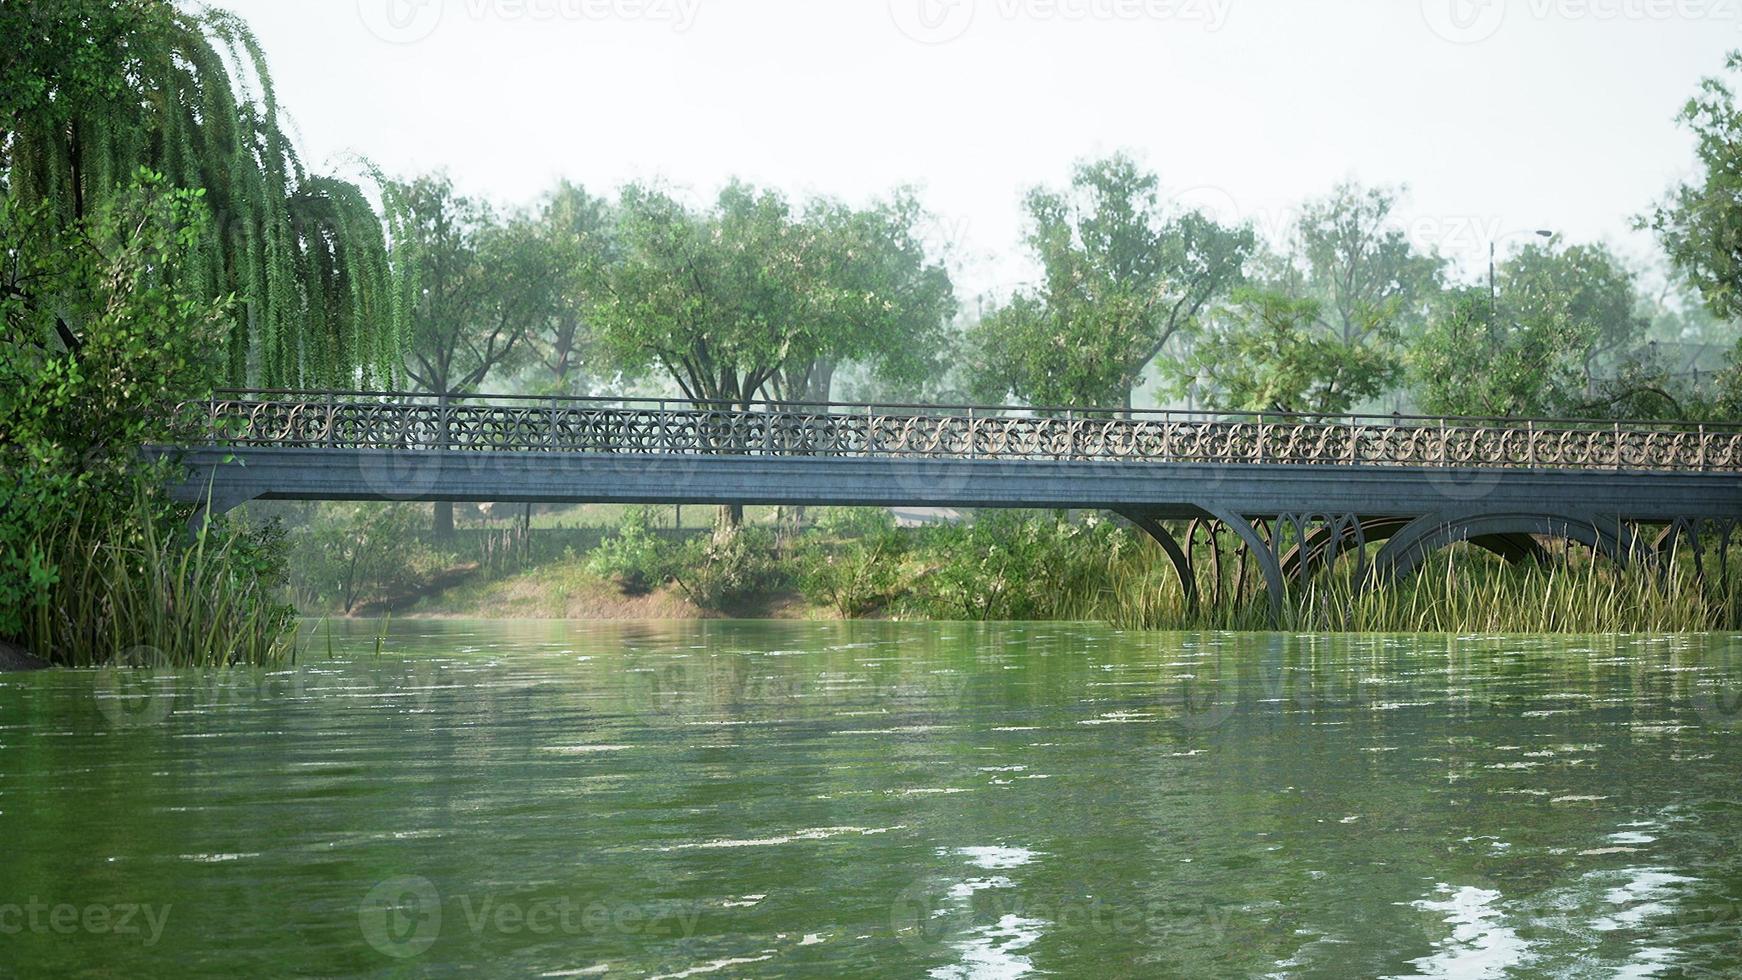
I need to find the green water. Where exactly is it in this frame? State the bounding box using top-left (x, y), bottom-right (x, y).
top-left (3, 622), bottom-right (1742, 977)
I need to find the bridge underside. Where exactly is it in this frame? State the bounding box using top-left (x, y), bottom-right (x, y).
top-left (157, 447), bottom-right (1742, 618)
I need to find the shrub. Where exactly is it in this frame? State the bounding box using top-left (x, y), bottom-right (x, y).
top-left (289, 503), bottom-right (444, 613)
top-left (671, 526), bottom-right (786, 611)
top-left (796, 529), bottom-right (910, 617)
top-left (587, 507), bottom-right (674, 595)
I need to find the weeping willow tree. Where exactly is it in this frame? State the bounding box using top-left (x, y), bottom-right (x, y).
top-left (2, 0), bottom-right (402, 387)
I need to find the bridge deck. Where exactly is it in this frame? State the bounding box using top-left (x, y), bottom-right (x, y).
top-left (151, 393), bottom-right (1742, 524)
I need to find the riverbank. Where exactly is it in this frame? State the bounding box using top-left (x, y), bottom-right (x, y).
top-left (292, 509), bottom-right (1742, 635)
top-left (0, 640), bottom-right (50, 672)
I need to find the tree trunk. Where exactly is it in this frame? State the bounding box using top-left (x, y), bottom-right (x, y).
top-left (718, 504), bottom-right (743, 529)
top-left (434, 501), bottom-right (455, 539)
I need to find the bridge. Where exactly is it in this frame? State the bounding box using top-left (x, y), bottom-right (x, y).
top-left (151, 390), bottom-right (1742, 614)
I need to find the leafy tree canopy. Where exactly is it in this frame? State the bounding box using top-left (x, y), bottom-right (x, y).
top-left (1168, 288), bottom-right (1400, 417)
top-left (965, 153), bottom-right (1254, 408)
top-left (2, 0), bottom-right (399, 387)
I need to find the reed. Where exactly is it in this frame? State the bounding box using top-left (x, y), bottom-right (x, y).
top-left (20, 494), bottom-right (298, 668)
top-left (1094, 540), bottom-right (1739, 635)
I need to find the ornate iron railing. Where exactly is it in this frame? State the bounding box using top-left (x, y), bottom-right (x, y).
top-left (176, 391), bottom-right (1742, 472)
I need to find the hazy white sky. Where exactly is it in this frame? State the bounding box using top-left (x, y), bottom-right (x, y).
top-left (224, 0), bottom-right (1734, 299)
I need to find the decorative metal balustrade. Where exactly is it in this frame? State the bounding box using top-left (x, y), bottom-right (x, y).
top-left (177, 391), bottom-right (1742, 472)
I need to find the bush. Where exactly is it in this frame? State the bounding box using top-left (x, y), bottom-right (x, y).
top-left (587, 507), bottom-right (674, 595)
top-left (289, 503), bottom-right (446, 613)
top-left (796, 530), bottom-right (909, 617)
top-left (671, 526), bottom-right (786, 611)
top-left (0, 172), bottom-right (260, 661)
top-left (19, 488), bottom-right (297, 668)
top-left (906, 511), bottom-right (1130, 621)
top-left (813, 507), bottom-right (897, 538)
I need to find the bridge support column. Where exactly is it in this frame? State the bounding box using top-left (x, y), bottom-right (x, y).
top-left (186, 489), bottom-right (260, 539)
top-left (1208, 508), bottom-right (1287, 623)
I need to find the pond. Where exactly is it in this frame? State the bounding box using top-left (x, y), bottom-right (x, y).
top-left (2, 621), bottom-right (1741, 976)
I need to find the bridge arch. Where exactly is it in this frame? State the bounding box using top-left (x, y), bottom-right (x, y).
top-left (1370, 512), bottom-right (1636, 585)
top-left (1208, 509), bottom-right (1287, 620)
top-left (1279, 516), bottom-right (1550, 582)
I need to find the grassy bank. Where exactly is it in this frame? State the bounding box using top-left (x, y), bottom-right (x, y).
top-left (289, 506), bottom-right (1742, 635)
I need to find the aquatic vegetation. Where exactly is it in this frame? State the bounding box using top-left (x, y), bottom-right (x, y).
top-left (19, 492), bottom-right (297, 668)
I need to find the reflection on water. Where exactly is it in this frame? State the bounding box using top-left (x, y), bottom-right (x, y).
top-left (0, 621), bottom-right (1739, 977)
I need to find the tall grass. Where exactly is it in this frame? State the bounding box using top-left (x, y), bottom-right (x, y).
top-left (795, 513), bottom-right (1741, 634)
top-left (20, 495), bottom-right (298, 668)
top-left (1093, 538), bottom-right (1740, 634)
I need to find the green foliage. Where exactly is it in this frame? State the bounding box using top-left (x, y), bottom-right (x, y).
top-left (1651, 50), bottom-right (1742, 323)
top-left (3, 0), bottom-right (399, 387)
top-left (17, 489), bottom-right (296, 668)
top-left (1648, 51), bottom-right (1742, 416)
top-left (1504, 242), bottom-right (1649, 388)
top-left (1408, 287), bottom-right (1583, 417)
top-left (524, 180), bottom-right (616, 395)
top-left (669, 526), bottom-right (786, 611)
top-left (0, 172), bottom-right (228, 638)
top-left (812, 507), bottom-right (897, 538)
top-left (587, 507), bottom-right (675, 596)
top-left (1408, 243), bottom-right (1668, 419)
top-left (966, 153), bottom-right (1254, 408)
top-left (288, 504), bottom-right (435, 614)
top-left (389, 173), bottom-right (555, 397)
top-left (906, 512), bottom-right (1133, 620)
top-left (584, 181), bottom-right (954, 408)
top-left (1286, 182), bottom-right (1444, 344)
top-left (1169, 289), bottom-right (1400, 416)
top-left (1292, 551), bottom-right (1737, 635)
top-left (794, 514), bottom-right (907, 617)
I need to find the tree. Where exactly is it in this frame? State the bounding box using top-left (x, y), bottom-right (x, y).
top-left (1503, 241), bottom-right (1646, 392)
top-left (392, 175), bottom-right (551, 399)
top-left (1408, 286), bottom-right (1588, 418)
top-left (769, 190), bottom-right (956, 404)
top-left (585, 181), bottom-right (954, 523)
top-left (1167, 289), bottom-right (1400, 417)
top-left (3, 0), bottom-right (400, 387)
top-left (588, 181), bottom-right (812, 411)
top-left (525, 180), bottom-right (614, 396)
top-left (1648, 50), bottom-right (1742, 415)
top-left (1286, 182), bottom-right (1444, 346)
top-left (965, 153), bottom-right (1254, 409)
top-left (388, 174), bottom-right (559, 535)
top-left (1, 171), bottom-right (230, 637)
